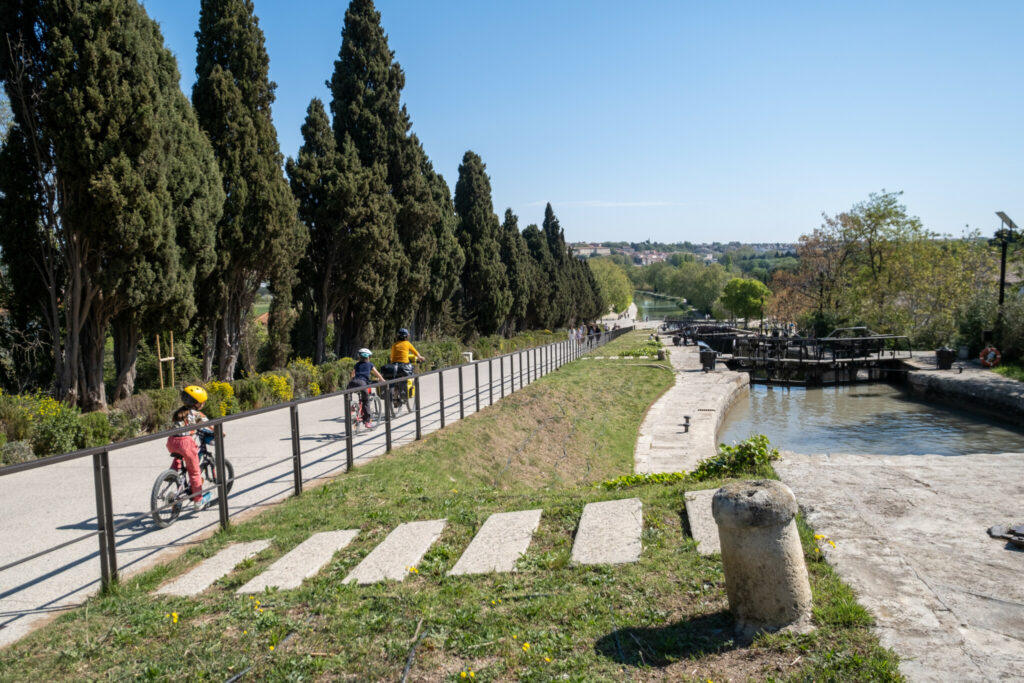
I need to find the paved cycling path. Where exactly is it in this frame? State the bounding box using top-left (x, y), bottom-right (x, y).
top-left (0, 344), bottom-right (579, 648)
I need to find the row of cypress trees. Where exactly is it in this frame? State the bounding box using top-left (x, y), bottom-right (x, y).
top-left (0, 0), bottom-right (603, 410)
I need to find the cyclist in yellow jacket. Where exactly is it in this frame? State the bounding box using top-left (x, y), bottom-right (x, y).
top-left (389, 327), bottom-right (426, 377)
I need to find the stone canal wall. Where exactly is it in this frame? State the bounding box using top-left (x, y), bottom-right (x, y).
top-left (903, 357), bottom-right (1024, 426)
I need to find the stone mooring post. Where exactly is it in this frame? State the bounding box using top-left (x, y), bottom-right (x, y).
top-left (711, 479), bottom-right (814, 640)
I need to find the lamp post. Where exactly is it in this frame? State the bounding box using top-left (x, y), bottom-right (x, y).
top-left (993, 212), bottom-right (1019, 347)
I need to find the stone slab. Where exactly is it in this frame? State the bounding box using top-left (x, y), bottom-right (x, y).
top-left (344, 519), bottom-right (446, 584)
top-left (571, 498), bottom-right (643, 565)
top-left (449, 509), bottom-right (542, 576)
top-left (684, 489), bottom-right (720, 555)
top-left (237, 530), bottom-right (359, 593)
top-left (155, 540), bottom-right (271, 597)
top-left (777, 451), bottom-right (1024, 682)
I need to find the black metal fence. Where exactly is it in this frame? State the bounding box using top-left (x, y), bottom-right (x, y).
top-left (0, 326), bottom-right (633, 591)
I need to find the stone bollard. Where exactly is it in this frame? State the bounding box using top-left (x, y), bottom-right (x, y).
top-left (712, 480), bottom-right (813, 640)
top-left (657, 348), bottom-right (666, 361)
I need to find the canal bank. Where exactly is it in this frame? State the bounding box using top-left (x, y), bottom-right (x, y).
top-left (644, 344), bottom-right (1023, 681)
top-left (903, 354), bottom-right (1024, 427)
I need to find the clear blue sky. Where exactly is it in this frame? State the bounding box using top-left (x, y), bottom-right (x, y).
top-left (142, 0), bottom-right (1024, 244)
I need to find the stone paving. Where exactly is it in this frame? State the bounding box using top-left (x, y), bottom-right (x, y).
top-left (153, 501), bottom-right (646, 597)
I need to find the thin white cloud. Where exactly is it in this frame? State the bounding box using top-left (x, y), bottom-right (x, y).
top-left (525, 200), bottom-right (686, 208)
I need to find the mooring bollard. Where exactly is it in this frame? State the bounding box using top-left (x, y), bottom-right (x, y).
top-left (711, 479), bottom-right (813, 639)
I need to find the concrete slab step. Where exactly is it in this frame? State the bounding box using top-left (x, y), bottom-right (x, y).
top-left (571, 498), bottom-right (643, 565)
top-left (237, 530), bottom-right (359, 594)
top-left (155, 540), bottom-right (271, 597)
top-left (344, 519), bottom-right (446, 584)
top-left (449, 509), bottom-right (542, 576)
top-left (683, 489), bottom-right (720, 555)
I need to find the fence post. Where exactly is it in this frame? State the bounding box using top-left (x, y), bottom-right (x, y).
top-left (475, 362), bottom-right (481, 412)
top-left (439, 370), bottom-right (446, 428)
top-left (414, 376), bottom-right (422, 440)
top-left (519, 350), bottom-right (524, 389)
top-left (384, 383), bottom-right (393, 452)
top-left (289, 404), bottom-right (303, 496)
top-left (214, 423), bottom-right (229, 530)
top-left (343, 392), bottom-right (355, 471)
top-left (92, 449), bottom-right (117, 590)
top-left (500, 355), bottom-right (506, 397)
top-left (488, 358), bottom-right (494, 405)
top-left (458, 365), bottom-right (465, 419)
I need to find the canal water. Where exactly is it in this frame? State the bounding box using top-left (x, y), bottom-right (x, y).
top-left (718, 382), bottom-right (1024, 456)
top-left (634, 291), bottom-right (688, 320)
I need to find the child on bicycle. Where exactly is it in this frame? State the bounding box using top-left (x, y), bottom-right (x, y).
top-left (165, 385), bottom-right (212, 510)
top-left (348, 348), bottom-right (385, 428)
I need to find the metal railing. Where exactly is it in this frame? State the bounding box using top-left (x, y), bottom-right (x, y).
top-left (0, 326), bottom-right (633, 591)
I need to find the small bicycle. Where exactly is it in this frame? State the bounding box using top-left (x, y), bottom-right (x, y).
top-left (349, 385), bottom-right (383, 430)
top-left (151, 434), bottom-right (234, 528)
top-left (381, 364), bottom-right (416, 414)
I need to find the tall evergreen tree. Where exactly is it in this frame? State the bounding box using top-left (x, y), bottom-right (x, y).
top-left (330, 0), bottom-right (437, 339)
top-left (498, 209), bottom-right (532, 335)
top-left (522, 224), bottom-right (555, 329)
top-left (416, 159), bottom-right (464, 337)
top-left (286, 99), bottom-right (343, 364)
top-left (1, 0), bottom-right (220, 409)
top-left (541, 203), bottom-right (575, 326)
top-left (193, 0), bottom-right (305, 380)
top-left (454, 151), bottom-right (511, 335)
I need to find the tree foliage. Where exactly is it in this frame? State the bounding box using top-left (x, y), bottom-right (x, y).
top-left (587, 258), bottom-right (632, 313)
top-left (719, 278), bottom-right (771, 325)
top-left (193, 0), bottom-right (305, 380)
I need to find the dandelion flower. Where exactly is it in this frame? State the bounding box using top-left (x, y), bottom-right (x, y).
top-left (545, 657), bottom-right (551, 663)
top-left (461, 673), bottom-right (467, 679)
top-left (469, 673), bottom-right (475, 679)
top-left (491, 600), bottom-right (495, 605)
top-left (171, 612), bottom-right (179, 624)
top-left (827, 540), bottom-right (836, 548)
top-left (523, 642), bottom-right (530, 651)
top-left (269, 645), bottom-right (274, 651)
top-left (243, 630), bottom-right (247, 635)
top-left (512, 634), bottom-right (517, 639)
top-left (814, 534), bottom-right (825, 540)
top-left (814, 548), bottom-right (820, 553)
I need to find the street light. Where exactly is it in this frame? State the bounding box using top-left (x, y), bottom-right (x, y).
top-left (992, 211), bottom-right (1019, 346)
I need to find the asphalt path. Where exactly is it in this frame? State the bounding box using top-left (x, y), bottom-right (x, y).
top-left (0, 339), bottom-right (597, 648)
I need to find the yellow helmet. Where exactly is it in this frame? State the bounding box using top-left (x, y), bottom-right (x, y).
top-left (181, 385), bottom-right (208, 406)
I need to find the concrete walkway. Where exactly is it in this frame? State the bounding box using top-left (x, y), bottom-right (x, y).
top-left (634, 345), bottom-right (749, 474)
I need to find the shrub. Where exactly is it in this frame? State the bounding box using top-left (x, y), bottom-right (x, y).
top-left (0, 397), bottom-right (32, 442)
top-left (287, 357), bottom-right (319, 398)
top-left (691, 434), bottom-right (779, 481)
top-left (29, 396), bottom-right (82, 456)
top-left (233, 377), bottom-right (273, 411)
top-left (316, 360), bottom-right (348, 394)
top-left (204, 380), bottom-right (238, 418)
top-left (0, 440), bottom-right (35, 466)
top-left (77, 411), bottom-right (112, 449)
top-left (260, 373), bottom-right (293, 402)
top-left (107, 409), bottom-right (142, 442)
top-left (142, 388), bottom-right (179, 432)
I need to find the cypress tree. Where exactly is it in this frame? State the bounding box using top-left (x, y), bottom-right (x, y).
top-left (1, 0), bottom-right (216, 409)
top-left (499, 209), bottom-right (532, 335)
top-left (522, 224), bottom-right (555, 329)
top-left (454, 151), bottom-right (512, 336)
top-left (541, 203), bottom-right (575, 326)
top-left (193, 0), bottom-right (305, 380)
top-left (330, 0), bottom-right (438, 339)
top-left (417, 159), bottom-right (464, 337)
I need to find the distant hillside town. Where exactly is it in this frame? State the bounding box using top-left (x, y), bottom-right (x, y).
top-left (570, 241), bottom-right (798, 265)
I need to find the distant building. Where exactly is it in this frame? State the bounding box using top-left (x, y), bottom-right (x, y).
top-left (570, 243), bottom-right (612, 258)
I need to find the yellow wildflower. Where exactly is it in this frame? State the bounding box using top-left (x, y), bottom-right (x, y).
top-left (171, 612), bottom-right (179, 624)
top-left (461, 673), bottom-right (467, 679)
top-left (269, 645), bottom-right (274, 651)
top-left (545, 657), bottom-right (552, 662)
top-left (813, 534), bottom-right (825, 540)
top-left (523, 642), bottom-right (530, 651)
top-left (828, 539), bottom-right (836, 548)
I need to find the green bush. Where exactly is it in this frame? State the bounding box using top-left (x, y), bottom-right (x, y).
top-left (691, 434), bottom-right (779, 481)
top-left (233, 377), bottom-right (273, 411)
top-left (316, 358), bottom-right (355, 393)
top-left (29, 396), bottom-right (82, 456)
top-left (143, 388), bottom-right (179, 432)
top-left (204, 381), bottom-right (239, 418)
top-left (107, 409), bottom-right (142, 442)
top-left (77, 411), bottom-right (112, 449)
top-left (0, 397), bottom-right (32, 442)
top-left (0, 440), bottom-right (35, 466)
top-left (287, 357), bottom-right (319, 398)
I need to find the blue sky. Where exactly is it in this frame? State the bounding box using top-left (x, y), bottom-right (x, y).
top-left (142, 0), bottom-right (1024, 244)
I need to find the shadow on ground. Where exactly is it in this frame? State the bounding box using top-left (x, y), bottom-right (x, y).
top-left (594, 610), bottom-right (736, 667)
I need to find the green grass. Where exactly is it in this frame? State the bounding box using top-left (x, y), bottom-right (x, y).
top-left (0, 354), bottom-right (901, 682)
top-left (994, 360), bottom-right (1024, 382)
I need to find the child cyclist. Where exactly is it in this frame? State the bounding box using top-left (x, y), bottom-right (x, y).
top-left (165, 385), bottom-right (213, 510)
top-left (347, 348), bottom-right (385, 428)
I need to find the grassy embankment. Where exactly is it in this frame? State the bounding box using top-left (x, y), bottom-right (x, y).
top-left (0, 332), bottom-right (900, 681)
top-left (994, 360), bottom-right (1024, 382)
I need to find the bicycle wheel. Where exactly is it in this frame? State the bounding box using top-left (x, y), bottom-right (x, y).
top-left (201, 456), bottom-right (235, 495)
top-left (151, 469), bottom-right (184, 528)
top-left (368, 394), bottom-right (383, 422)
top-left (404, 380), bottom-right (415, 414)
